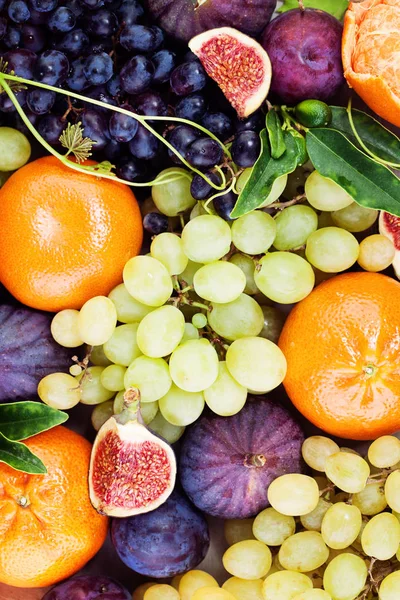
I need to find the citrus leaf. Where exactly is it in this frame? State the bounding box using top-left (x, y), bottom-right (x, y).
top-left (0, 432), bottom-right (47, 474)
top-left (266, 111), bottom-right (286, 159)
top-left (306, 128), bottom-right (400, 216)
top-left (278, 0), bottom-right (348, 20)
top-left (231, 129), bottom-right (302, 218)
top-left (0, 401), bottom-right (68, 442)
top-left (329, 106), bottom-right (400, 164)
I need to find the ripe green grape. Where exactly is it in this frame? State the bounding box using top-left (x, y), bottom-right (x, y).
top-left (193, 261), bottom-right (246, 303)
top-left (152, 168), bottom-right (196, 216)
top-left (259, 306), bottom-right (286, 344)
top-left (192, 588), bottom-right (236, 600)
top-left (204, 361), bottom-right (247, 416)
top-left (300, 498), bottom-right (332, 532)
top-left (253, 508), bottom-right (295, 546)
top-left (91, 399), bottom-right (114, 431)
top-left (229, 253), bottom-right (258, 295)
top-left (278, 531), bottom-right (329, 572)
top-left (368, 436), bottom-right (400, 468)
top-left (226, 336), bottom-right (287, 393)
top-left (159, 383), bottom-right (204, 426)
top-left (147, 410), bottom-right (184, 443)
top-left (181, 215), bottom-right (232, 263)
top-left (222, 577), bottom-right (264, 600)
top-left (262, 571), bottom-right (313, 600)
top-left (254, 252), bottom-right (315, 304)
top-left (150, 232), bottom-right (188, 275)
top-left (179, 260), bottom-right (202, 286)
top-left (143, 584), bottom-right (180, 600)
top-left (0, 126), bottom-right (31, 171)
top-left (190, 202), bottom-right (208, 220)
top-left (323, 553), bottom-right (367, 600)
top-left (224, 519), bottom-right (255, 546)
top-left (273, 205), bottom-right (318, 251)
top-left (108, 283), bottom-right (154, 323)
top-left (267, 474), bottom-right (320, 516)
top-left (331, 203), bottom-right (378, 232)
top-left (192, 313), bottom-right (207, 329)
top-left (306, 228), bottom-right (359, 273)
top-left (70, 364), bottom-right (82, 376)
top-left (357, 234), bottom-right (396, 272)
top-left (351, 481), bottom-right (387, 516)
top-left (38, 372), bottom-right (81, 410)
top-left (231, 211), bottom-right (276, 255)
top-left (305, 171), bottom-right (354, 211)
top-left (169, 339), bottom-right (219, 392)
top-left (321, 502), bottom-right (362, 550)
top-left (222, 540), bottom-right (272, 580)
top-left (90, 345), bottom-right (113, 367)
top-left (103, 324), bottom-right (142, 366)
top-left (123, 256), bottom-right (173, 307)
top-left (77, 366), bottom-right (115, 405)
top-left (78, 296), bottom-right (117, 346)
top-left (179, 570), bottom-right (219, 600)
top-left (51, 309), bottom-right (83, 348)
top-left (324, 452), bottom-right (370, 493)
top-left (385, 470), bottom-right (400, 512)
top-left (182, 322), bottom-right (199, 342)
top-left (124, 356), bottom-right (171, 403)
top-left (208, 293), bottom-right (264, 341)
top-left (136, 305), bottom-right (185, 358)
top-left (100, 364), bottom-right (126, 392)
top-left (292, 590), bottom-right (331, 600)
top-left (301, 437), bottom-right (340, 472)
top-left (133, 583), bottom-right (156, 600)
top-left (361, 512), bottom-right (400, 560)
top-left (379, 571), bottom-right (400, 600)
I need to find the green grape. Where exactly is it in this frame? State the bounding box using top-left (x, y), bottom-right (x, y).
top-left (321, 503), bottom-right (362, 550)
top-left (103, 324), bottom-right (142, 366)
top-left (301, 437), bottom-right (340, 472)
top-left (70, 364), bottom-right (82, 376)
top-left (254, 252), bottom-right (315, 304)
top-left (90, 345), bottom-right (113, 367)
top-left (300, 498), bottom-right (332, 532)
top-left (358, 235), bottom-right (396, 272)
top-left (192, 313), bottom-right (208, 329)
top-left (0, 127), bottom-right (31, 171)
top-left (253, 508), bottom-right (295, 546)
top-left (385, 470), bottom-right (400, 512)
top-left (192, 588), bottom-right (236, 600)
top-left (179, 260), bottom-right (202, 286)
top-left (278, 531), bottom-right (329, 572)
top-left (204, 361), bottom-right (247, 416)
top-left (306, 228), bottom-right (359, 273)
top-left (181, 215), bottom-right (232, 263)
top-left (323, 553), bottom-right (367, 600)
top-left (152, 168), bottom-right (196, 216)
top-left (229, 253), bottom-right (258, 295)
top-left (179, 570), bottom-right (219, 600)
top-left (77, 366), bottom-right (115, 405)
top-left (143, 584), bottom-right (180, 600)
top-left (259, 306), bottom-right (286, 344)
top-left (222, 577), bottom-right (264, 600)
top-left (124, 356), bottom-right (171, 403)
top-left (169, 338), bottom-right (219, 392)
top-left (193, 261), bottom-right (246, 303)
top-left (136, 305), bottom-right (185, 358)
top-left (159, 383), bottom-right (204, 426)
top-left (91, 399), bottom-right (114, 431)
top-left (133, 583), bottom-right (157, 600)
top-left (100, 364), bottom-right (126, 392)
top-left (226, 336), bottom-right (287, 392)
top-left (123, 256), bottom-right (173, 307)
top-left (379, 572), bottom-right (400, 600)
top-left (190, 201), bottom-right (208, 220)
top-left (324, 452), bottom-right (370, 493)
top-left (351, 481), bottom-right (387, 516)
top-left (231, 211), bottom-right (276, 255)
top-left (38, 372), bottom-right (81, 410)
top-left (108, 283), bottom-right (154, 323)
top-left (222, 540), bottom-right (272, 580)
top-left (361, 512), bottom-right (400, 560)
top-left (78, 296), bottom-right (117, 346)
top-left (273, 205), bottom-right (318, 251)
top-left (267, 474), bottom-right (320, 516)
top-left (147, 410), bottom-right (185, 443)
top-left (150, 232), bottom-right (188, 275)
top-left (292, 591), bottom-right (331, 600)
top-left (182, 322), bottom-right (200, 342)
top-left (262, 571), bottom-right (313, 600)
top-left (305, 171), bottom-right (354, 211)
top-left (331, 203), bottom-right (378, 232)
top-left (369, 436), bottom-right (400, 468)
top-left (224, 519), bottom-right (255, 546)
top-left (208, 293), bottom-right (264, 341)
top-left (51, 309), bottom-right (83, 348)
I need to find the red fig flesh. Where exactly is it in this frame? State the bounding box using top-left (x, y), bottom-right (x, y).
top-left (189, 27), bottom-right (272, 118)
top-left (379, 211), bottom-right (400, 278)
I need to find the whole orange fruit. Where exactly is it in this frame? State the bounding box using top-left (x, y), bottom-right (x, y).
top-left (342, 0), bottom-right (400, 127)
top-left (279, 272), bottom-right (400, 440)
top-left (0, 426), bottom-right (108, 588)
top-left (0, 156), bottom-right (143, 312)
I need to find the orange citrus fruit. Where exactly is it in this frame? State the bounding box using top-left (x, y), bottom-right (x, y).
top-left (0, 156), bottom-right (143, 312)
top-left (279, 272), bottom-right (400, 440)
top-left (342, 0), bottom-right (400, 127)
top-left (0, 426), bottom-right (108, 588)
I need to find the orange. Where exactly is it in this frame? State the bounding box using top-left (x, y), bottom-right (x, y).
top-left (279, 272), bottom-right (400, 440)
top-left (0, 426), bottom-right (108, 588)
top-left (342, 0), bottom-right (400, 127)
top-left (0, 156), bottom-right (143, 312)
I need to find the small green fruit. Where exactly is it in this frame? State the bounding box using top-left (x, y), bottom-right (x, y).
top-left (0, 127), bottom-right (31, 172)
top-left (294, 100), bottom-right (333, 128)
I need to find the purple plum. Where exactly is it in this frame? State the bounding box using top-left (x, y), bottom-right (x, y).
top-left (42, 575), bottom-right (131, 600)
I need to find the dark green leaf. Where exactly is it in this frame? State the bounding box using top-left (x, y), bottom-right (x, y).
top-left (0, 401), bottom-right (68, 441)
top-left (0, 432), bottom-right (47, 474)
top-left (329, 106), bottom-right (400, 164)
top-left (306, 129), bottom-right (400, 216)
top-left (291, 130), bottom-right (309, 166)
top-left (231, 129), bottom-right (302, 218)
top-left (266, 111), bottom-right (286, 159)
top-left (278, 0), bottom-right (348, 20)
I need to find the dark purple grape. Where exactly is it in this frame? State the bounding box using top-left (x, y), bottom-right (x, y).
top-left (47, 7), bottom-right (76, 32)
top-left (184, 50), bottom-right (198, 62)
top-left (170, 61), bottom-right (206, 96)
top-left (119, 24), bottom-right (157, 53)
top-left (21, 24), bottom-right (46, 52)
top-left (116, 157), bottom-right (146, 181)
top-left (86, 8), bottom-right (118, 37)
top-left (81, 108), bottom-right (110, 151)
top-left (143, 212), bottom-right (168, 236)
top-left (120, 55), bottom-right (154, 95)
top-left (0, 17), bottom-right (8, 40)
top-left (116, 0), bottom-right (143, 26)
top-left (106, 74), bottom-right (121, 97)
top-left (152, 49), bottom-right (176, 85)
top-left (37, 114), bottom-right (66, 144)
top-left (104, 139), bottom-right (124, 162)
top-left (186, 137), bottom-right (223, 170)
top-left (231, 130), bottom-right (261, 168)
top-left (84, 52), bottom-right (113, 85)
top-left (66, 58), bottom-right (90, 91)
top-left (128, 123), bottom-right (158, 160)
top-left (166, 124), bottom-right (201, 165)
top-left (87, 39), bottom-right (113, 55)
top-left (13, 109), bottom-right (39, 134)
top-left (85, 84), bottom-right (117, 110)
top-left (0, 0), bottom-right (6, 10)
top-left (235, 110), bottom-right (264, 133)
top-left (190, 170), bottom-right (221, 201)
top-left (79, 0), bottom-right (104, 9)
top-left (8, 0), bottom-right (31, 22)
top-left (202, 112), bottom-right (233, 141)
top-left (5, 49), bottom-right (37, 78)
top-left (28, 7), bottom-right (49, 23)
top-left (27, 88), bottom-right (56, 114)
top-left (175, 94), bottom-right (207, 122)
top-left (57, 29), bottom-right (89, 58)
top-left (34, 50), bottom-right (69, 85)
top-left (29, 0), bottom-right (57, 12)
top-left (133, 91), bottom-right (167, 117)
top-left (0, 89), bottom-right (26, 112)
top-left (65, 0), bottom-right (83, 16)
top-left (151, 26), bottom-right (164, 51)
top-left (109, 106), bottom-right (138, 143)
top-left (3, 27), bottom-right (21, 49)
top-left (213, 190), bottom-right (237, 221)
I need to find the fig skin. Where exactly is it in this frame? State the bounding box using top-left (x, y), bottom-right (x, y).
top-left (261, 8), bottom-right (344, 105)
top-left (379, 212), bottom-right (400, 278)
top-left (42, 575), bottom-right (131, 600)
top-left (111, 490), bottom-right (210, 578)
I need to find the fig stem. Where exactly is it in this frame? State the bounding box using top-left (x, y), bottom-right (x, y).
top-left (244, 454), bottom-right (267, 468)
top-left (298, 0), bottom-right (305, 10)
top-left (115, 388), bottom-right (144, 425)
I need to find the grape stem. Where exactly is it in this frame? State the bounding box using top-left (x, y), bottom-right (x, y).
top-left (269, 193), bottom-right (306, 210)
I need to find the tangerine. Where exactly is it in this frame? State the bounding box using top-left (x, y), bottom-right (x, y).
top-left (0, 426), bottom-right (108, 588)
top-left (342, 0), bottom-right (400, 127)
top-left (0, 157), bottom-right (143, 312)
top-left (279, 272), bottom-right (400, 440)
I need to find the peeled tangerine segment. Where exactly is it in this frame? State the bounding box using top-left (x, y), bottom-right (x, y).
top-left (189, 27), bottom-right (272, 118)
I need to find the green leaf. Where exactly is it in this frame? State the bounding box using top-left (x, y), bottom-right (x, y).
top-left (329, 106), bottom-right (400, 164)
top-left (0, 401), bottom-right (68, 442)
top-left (0, 433), bottom-right (47, 474)
top-left (278, 0), bottom-right (348, 20)
top-left (231, 129), bottom-right (302, 218)
top-left (266, 111), bottom-right (286, 159)
top-left (306, 128), bottom-right (400, 216)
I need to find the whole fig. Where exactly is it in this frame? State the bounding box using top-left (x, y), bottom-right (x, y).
top-left (42, 575), bottom-right (131, 600)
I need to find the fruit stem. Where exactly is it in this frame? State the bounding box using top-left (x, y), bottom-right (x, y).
top-left (244, 454), bottom-right (267, 468)
top-left (115, 388), bottom-right (144, 425)
top-left (298, 0), bottom-right (305, 10)
top-left (17, 496), bottom-right (30, 508)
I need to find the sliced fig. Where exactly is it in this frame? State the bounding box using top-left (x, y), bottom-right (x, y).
top-left (379, 211), bottom-right (400, 278)
top-left (89, 388), bottom-right (176, 518)
top-left (189, 27), bottom-right (272, 119)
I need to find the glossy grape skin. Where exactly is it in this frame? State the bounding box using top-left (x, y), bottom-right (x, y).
top-left (29, 0), bottom-right (57, 11)
top-left (232, 131), bottom-right (261, 168)
top-left (129, 124), bottom-right (159, 160)
top-left (21, 23), bottom-right (46, 51)
top-left (81, 109), bottom-right (110, 152)
top-left (66, 58), bottom-right (90, 92)
top-left (175, 94), bottom-right (208, 122)
top-left (47, 7), bottom-right (76, 32)
top-left (213, 191), bottom-right (237, 221)
top-left (5, 48), bottom-right (37, 78)
top-left (8, 0), bottom-right (30, 23)
top-left (116, 0), bottom-right (144, 26)
top-left (202, 112), bottom-right (233, 140)
top-left (109, 108), bottom-right (139, 143)
top-left (120, 24), bottom-right (158, 52)
top-left (26, 89), bottom-right (56, 115)
top-left (133, 92), bottom-right (167, 117)
top-left (167, 125), bottom-right (201, 165)
top-left (120, 56), bottom-right (154, 95)
top-left (83, 52), bottom-right (113, 86)
top-left (3, 26), bottom-right (21, 48)
top-left (103, 139), bottom-right (125, 162)
top-left (152, 49), bottom-right (177, 84)
top-left (170, 61), bottom-right (207, 96)
top-left (86, 9), bottom-right (118, 37)
top-left (56, 28), bottom-right (89, 58)
top-left (143, 212), bottom-right (169, 236)
top-left (190, 170), bottom-right (221, 201)
top-left (186, 137), bottom-right (223, 170)
top-left (34, 49), bottom-right (69, 85)
top-left (234, 111), bottom-right (264, 133)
